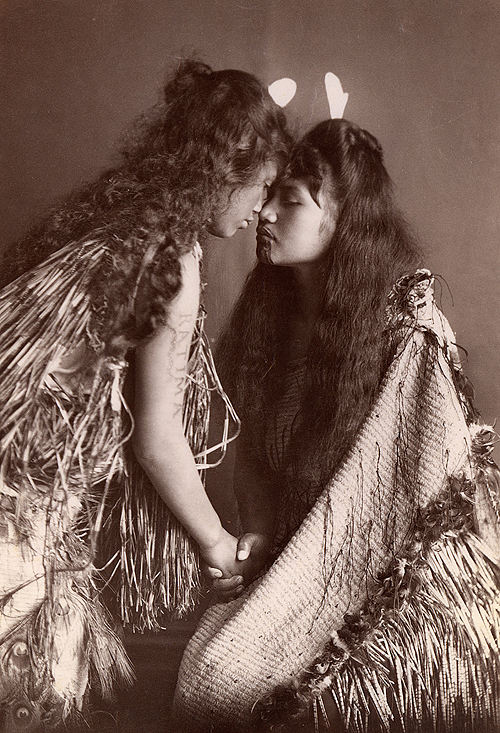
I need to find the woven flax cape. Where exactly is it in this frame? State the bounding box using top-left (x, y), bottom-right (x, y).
top-left (173, 273), bottom-right (500, 733)
top-left (0, 238), bottom-right (233, 730)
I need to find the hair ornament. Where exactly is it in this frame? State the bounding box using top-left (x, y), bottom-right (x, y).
top-left (324, 73), bottom-right (349, 119)
top-left (268, 73), bottom-right (348, 118)
top-left (267, 78), bottom-right (297, 108)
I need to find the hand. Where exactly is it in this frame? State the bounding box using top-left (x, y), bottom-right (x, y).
top-left (204, 567), bottom-right (246, 602)
top-left (236, 532), bottom-right (272, 583)
top-left (206, 532), bottom-right (272, 602)
top-left (199, 527), bottom-right (241, 580)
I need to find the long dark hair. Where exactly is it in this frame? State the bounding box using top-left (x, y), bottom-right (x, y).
top-left (0, 59), bottom-right (289, 344)
top-left (218, 118), bottom-right (422, 518)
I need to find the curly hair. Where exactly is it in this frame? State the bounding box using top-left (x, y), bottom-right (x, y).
top-left (0, 59), bottom-right (290, 344)
top-left (217, 118), bottom-right (422, 513)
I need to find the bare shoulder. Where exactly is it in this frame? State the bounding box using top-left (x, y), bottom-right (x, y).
top-left (167, 247), bottom-right (201, 325)
top-left (134, 247), bottom-right (201, 397)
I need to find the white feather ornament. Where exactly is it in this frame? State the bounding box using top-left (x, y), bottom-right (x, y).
top-left (268, 78), bottom-right (297, 108)
top-left (324, 72), bottom-right (349, 118)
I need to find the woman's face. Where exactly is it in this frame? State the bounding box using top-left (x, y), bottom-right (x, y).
top-left (207, 161), bottom-right (278, 238)
top-left (256, 177), bottom-right (337, 268)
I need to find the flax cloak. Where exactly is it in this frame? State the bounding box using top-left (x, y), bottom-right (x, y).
top-left (173, 273), bottom-right (500, 733)
top-left (0, 237), bottom-right (234, 729)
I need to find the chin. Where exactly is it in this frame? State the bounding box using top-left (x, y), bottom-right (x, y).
top-left (207, 227), bottom-right (231, 239)
top-left (257, 245), bottom-right (274, 266)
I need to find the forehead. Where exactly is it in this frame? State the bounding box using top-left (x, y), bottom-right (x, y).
top-left (258, 159), bottom-right (278, 181)
top-left (235, 161), bottom-right (277, 193)
top-left (280, 177), bottom-right (307, 191)
top-left (277, 177), bottom-right (317, 199)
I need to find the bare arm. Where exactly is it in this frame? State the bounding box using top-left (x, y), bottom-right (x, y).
top-left (132, 249), bottom-right (239, 577)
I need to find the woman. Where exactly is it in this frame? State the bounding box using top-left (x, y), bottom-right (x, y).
top-left (173, 119), bottom-right (500, 732)
top-left (0, 59), bottom-right (289, 730)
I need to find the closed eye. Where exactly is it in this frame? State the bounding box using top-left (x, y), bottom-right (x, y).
top-left (278, 184), bottom-right (304, 206)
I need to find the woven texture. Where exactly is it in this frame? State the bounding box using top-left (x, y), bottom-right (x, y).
top-left (173, 323), bottom-right (478, 731)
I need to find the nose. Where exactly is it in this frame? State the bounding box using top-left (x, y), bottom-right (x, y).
top-left (252, 190), bottom-right (266, 214)
top-left (259, 198), bottom-right (277, 223)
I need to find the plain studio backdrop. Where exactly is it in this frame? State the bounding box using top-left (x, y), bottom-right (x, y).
top-left (1, 3), bottom-right (499, 728)
top-left (1, 0), bottom-right (499, 506)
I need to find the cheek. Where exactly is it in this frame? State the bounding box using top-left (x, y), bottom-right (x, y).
top-left (207, 212), bottom-right (235, 238)
top-left (246, 191), bottom-right (261, 213)
top-left (295, 216), bottom-right (321, 244)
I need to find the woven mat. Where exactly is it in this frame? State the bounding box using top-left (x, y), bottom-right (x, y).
top-left (172, 330), bottom-right (472, 731)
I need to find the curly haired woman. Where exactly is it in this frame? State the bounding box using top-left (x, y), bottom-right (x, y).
top-left (173, 118), bottom-right (500, 732)
top-left (0, 59), bottom-right (289, 730)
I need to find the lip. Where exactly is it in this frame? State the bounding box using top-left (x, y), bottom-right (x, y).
top-left (256, 225), bottom-right (274, 240)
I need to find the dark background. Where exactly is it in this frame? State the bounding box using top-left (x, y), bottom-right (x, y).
top-left (1, 2), bottom-right (499, 729)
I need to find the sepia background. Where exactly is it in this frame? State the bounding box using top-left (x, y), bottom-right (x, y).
top-left (1, 0), bottom-right (499, 728)
top-left (1, 0), bottom-right (499, 440)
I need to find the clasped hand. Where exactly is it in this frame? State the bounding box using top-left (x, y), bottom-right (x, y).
top-left (202, 532), bottom-right (271, 602)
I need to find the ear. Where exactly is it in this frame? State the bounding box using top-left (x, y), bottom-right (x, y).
top-left (324, 73), bottom-right (348, 119)
top-left (268, 78), bottom-right (297, 108)
top-left (322, 198), bottom-right (339, 238)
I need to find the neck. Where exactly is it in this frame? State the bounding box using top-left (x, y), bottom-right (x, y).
top-left (286, 262), bottom-right (324, 361)
top-left (291, 261), bottom-right (324, 322)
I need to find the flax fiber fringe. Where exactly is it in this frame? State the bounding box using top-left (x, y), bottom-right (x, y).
top-left (0, 238), bottom-right (238, 726)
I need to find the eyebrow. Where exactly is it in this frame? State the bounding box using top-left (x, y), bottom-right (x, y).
top-left (279, 182), bottom-right (303, 195)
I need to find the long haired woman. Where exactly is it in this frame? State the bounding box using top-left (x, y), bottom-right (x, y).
top-left (174, 118), bottom-right (500, 733)
top-left (0, 59), bottom-right (289, 729)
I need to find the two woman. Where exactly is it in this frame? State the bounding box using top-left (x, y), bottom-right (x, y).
top-left (0, 59), bottom-right (289, 729)
top-left (174, 119), bottom-right (500, 732)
